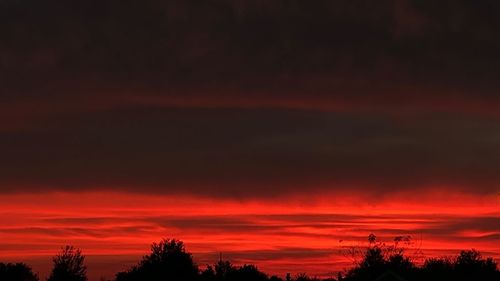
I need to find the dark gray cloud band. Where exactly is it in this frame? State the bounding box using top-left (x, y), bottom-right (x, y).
top-left (1, 0), bottom-right (500, 196)
top-left (2, 0), bottom-right (500, 99)
top-left (1, 108), bottom-right (500, 195)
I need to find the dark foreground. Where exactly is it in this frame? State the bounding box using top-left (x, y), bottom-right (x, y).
top-left (1, 236), bottom-right (499, 281)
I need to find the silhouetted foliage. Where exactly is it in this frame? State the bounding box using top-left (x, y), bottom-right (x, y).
top-left (47, 245), bottom-right (87, 281)
top-left (294, 272), bottom-right (312, 281)
top-left (453, 249), bottom-right (499, 281)
top-left (200, 265), bottom-right (217, 281)
top-left (416, 250), bottom-right (500, 281)
top-left (345, 247), bottom-right (388, 281)
top-left (214, 260), bottom-right (235, 280)
top-left (200, 260), bottom-right (268, 281)
top-left (2, 237), bottom-right (499, 281)
top-left (0, 262), bottom-right (39, 281)
top-left (343, 235), bottom-right (499, 281)
top-left (236, 264), bottom-right (268, 281)
top-left (116, 238), bottom-right (199, 281)
top-left (421, 257), bottom-right (454, 280)
top-left (269, 275), bottom-right (283, 281)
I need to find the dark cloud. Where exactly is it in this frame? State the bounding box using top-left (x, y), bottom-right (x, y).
top-left (420, 217), bottom-right (500, 236)
top-left (1, 107), bottom-right (500, 195)
top-left (1, 1), bottom-right (500, 196)
top-left (0, 226), bottom-right (153, 238)
top-left (2, 0), bottom-right (500, 98)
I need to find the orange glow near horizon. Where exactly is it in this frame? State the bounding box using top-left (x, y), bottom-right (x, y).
top-left (0, 191), bottom-right (499, 280)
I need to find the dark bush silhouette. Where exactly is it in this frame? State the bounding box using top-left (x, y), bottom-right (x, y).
top-left (47, 245), bottom-right (87, 281)
top-left (201, 260), bottom-right (268, 281)
top-left (345, 247), bottom-right (391, 281)
top-left (115, 238), bottom-right (199, 281)
top-left (0, 262), bottom-right (39, 281)
top-left (343, 235), bottom-right (499, 281)
top-left (416, 250), bottom-right (499, 281)
top-left (230, 264), bottom-right (268, 281)
top-left (420, 257), bottom-right (454, 280)
top-left (294, 272), bottom-right (313, 281)
top-left (269, 275), bottom-right (283, 281)
top-left (453, 249), bottom-right (499, 281)
top-left (2, 237), bottom-right (499, 281)
top-left (214, 260), bottom-right (235, 280)
top-left (199, 265), bottom-right (217, 281)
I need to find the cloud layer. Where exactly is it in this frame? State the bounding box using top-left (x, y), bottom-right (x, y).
top-left (0, 192), bottom-right (498, 280)
top-left (1, 1), bottom-right (500, 196)
top-left (1, 108), bottom-right (500, 196)
top-left (1, 2), bottom-right (499, 280)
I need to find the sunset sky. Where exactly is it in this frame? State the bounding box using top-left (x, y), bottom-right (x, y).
top-left (1, 1), bottom-right (500, 280)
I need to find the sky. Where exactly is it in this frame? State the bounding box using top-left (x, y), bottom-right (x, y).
top-left (1, 0), bottom-right (500, 280)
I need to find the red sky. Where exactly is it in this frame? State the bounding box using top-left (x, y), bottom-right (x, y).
top-left (2, 1), bottom-right (500, 281)
top-left (1, 191), bottom-right (498, 280)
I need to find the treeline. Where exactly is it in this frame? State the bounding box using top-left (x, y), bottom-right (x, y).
top-left (1, 236), bottom-right (499, 281)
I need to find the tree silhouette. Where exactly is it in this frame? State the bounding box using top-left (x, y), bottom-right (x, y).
top-left (116, 238), bottom-right (199, 281)
top-left (214, 260), bottom-right (235, 280)
top-left (421, 257), bottom-right (454, 281)
top-left (345, 247), bottom-right (387, 281)
top-left (2, 237), bottom-right (499, 281)
top-left (343, 236), bottom-right (499, 281)
top-left (294, 272), bottom-right (312, 281)
top-left (200, 265), bottom-right (217, 281)
top-left (0, 262), bottom-right (39, 281)
top-left (269, 275), bottom-right (283, 281)
top-left (47, 245), bottom-right (87, 281)
top-left (344, 235), bottom-right (418, 281)
top-left (230, 264), bottom-right (268, 281)
top-left (453, 249), bottom-right (499, 281)
top-left (200, 259), bottom-right (269, 281)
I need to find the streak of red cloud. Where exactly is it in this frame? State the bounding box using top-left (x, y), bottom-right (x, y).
top-left (3, 79), bottom-right (500, 132)
top-left (0, 191), bottom-right (498, 280)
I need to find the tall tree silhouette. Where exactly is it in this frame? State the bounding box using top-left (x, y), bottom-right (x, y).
top-left (116, 238), bottom-right (199, 281)
top-left (344, 234), bottom-right (417, 281)
top-left (0, 262), bottom-right (39, 281)
top-left (214, 260), bottom-right (235, 280)
top-left (47, 245), bottom-right (87, 281)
